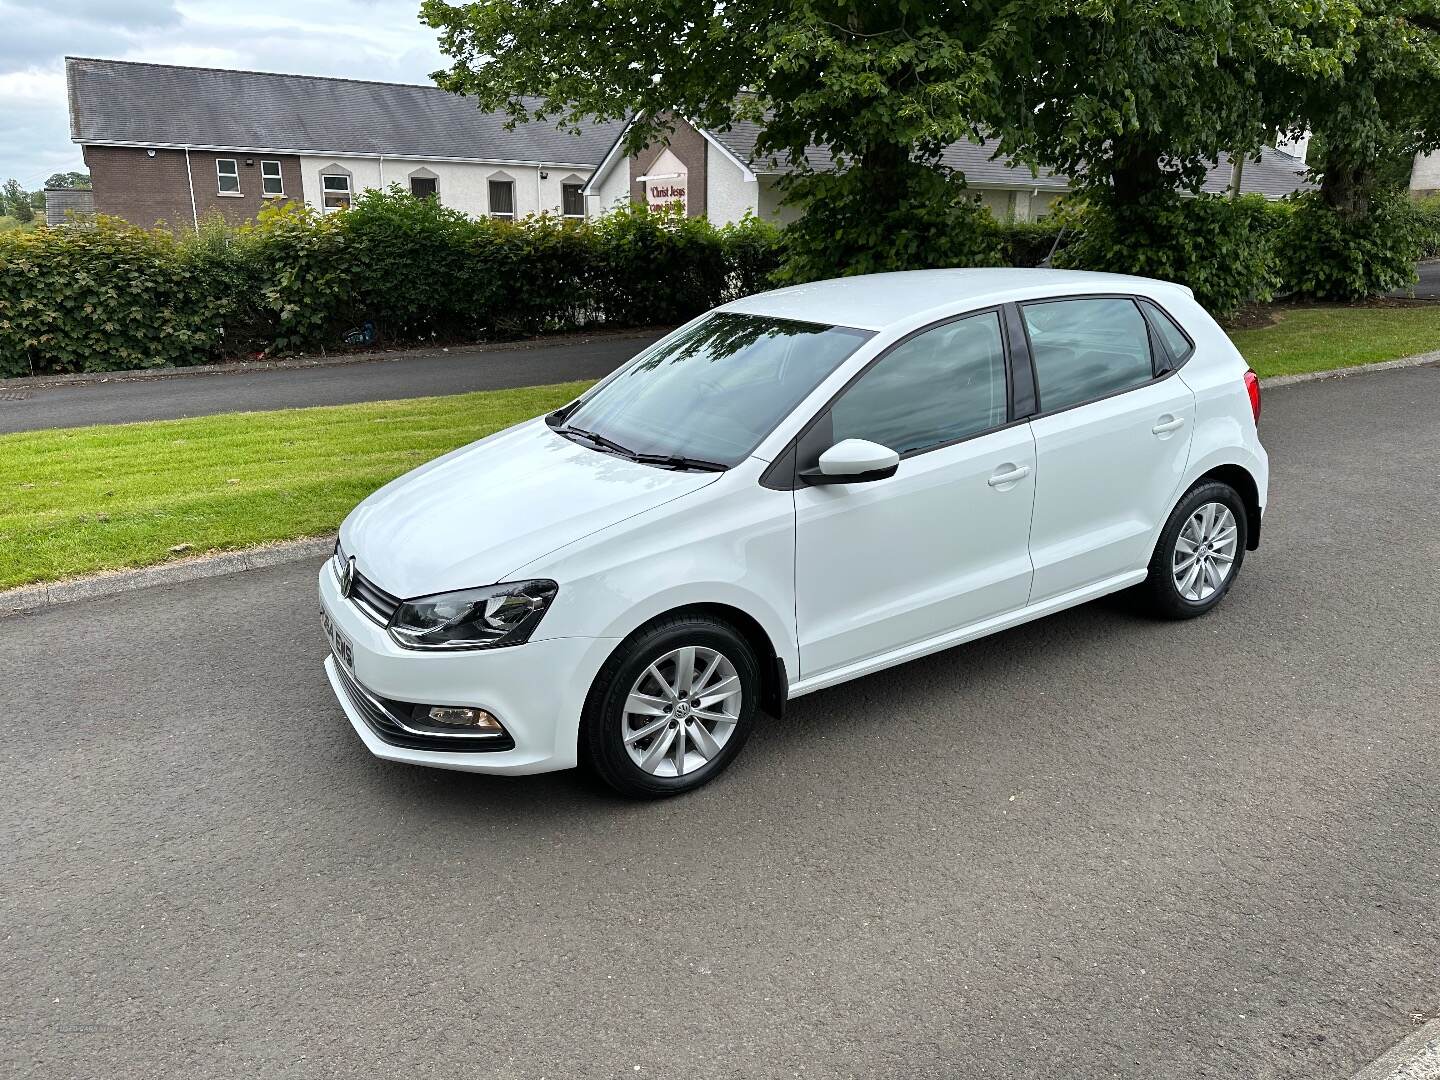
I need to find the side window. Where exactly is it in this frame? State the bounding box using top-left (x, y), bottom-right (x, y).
top-left (1022, 298), bottom-right (1155, 412)
top-left (830, 311), bottom-right (1008, 456)
top-left (216, 158), bottom-right (240, 194)
top-left (1139, 299), bottom-right (1194, 365)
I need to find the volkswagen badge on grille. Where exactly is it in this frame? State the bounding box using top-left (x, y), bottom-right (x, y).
top-left (339, 555), bottom-right (357, 599)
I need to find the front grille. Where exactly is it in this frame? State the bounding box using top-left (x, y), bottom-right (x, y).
top-left (332, 661), bottom-right (514, 754)
top-left (349, 568), bottom-right (402, 625)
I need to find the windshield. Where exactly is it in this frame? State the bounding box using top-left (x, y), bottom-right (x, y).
top-left (558, 312), bottom-right (873, 467)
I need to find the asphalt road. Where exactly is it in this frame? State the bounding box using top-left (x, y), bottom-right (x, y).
top-left (1389, 259), bottom-right (1440, 300)
top-left (0, 331), bottom-right (665, 434)
top-left (3, 366), bottom-right (1438, 1079)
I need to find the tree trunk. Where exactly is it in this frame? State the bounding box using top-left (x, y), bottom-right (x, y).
top-left (1320, 160), bottom-right (1373, 216)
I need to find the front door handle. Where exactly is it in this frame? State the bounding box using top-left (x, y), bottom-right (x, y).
top-left (987, 464), bottom-right (1031, 488)
top-left (1152, 416), bottom-right (1186, 435)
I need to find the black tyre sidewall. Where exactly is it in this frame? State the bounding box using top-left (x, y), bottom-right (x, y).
top-left (1146, 481), bottom-right (1248, 619)
top-left (583, 617), bottom-right (761, 797)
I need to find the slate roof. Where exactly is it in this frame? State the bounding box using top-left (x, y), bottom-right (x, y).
top-left (709, 119), bottom-right (1312, 197)
top-left (65, 57), bottom-right (626, 166)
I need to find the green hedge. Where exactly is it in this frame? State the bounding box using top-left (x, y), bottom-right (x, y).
top-left (4, 185), bottom-right (1435, 378)
top-left (0, 193), bottom-right (784, 378)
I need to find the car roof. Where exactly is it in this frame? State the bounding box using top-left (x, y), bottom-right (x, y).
top-left (720, 269), bottom-right (1194, 331)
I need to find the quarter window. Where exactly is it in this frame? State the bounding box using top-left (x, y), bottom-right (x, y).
top-left (261, 160), bottom-right (283, 197)
top-left (562, 182), bottom-right (585, 218)
top-left (216, 158), bottom-right (240, 194)
top-left (1140, 299), bottom-right (1194, 365)
top-left (830, 311), bottom-right (1008, 456)
top-left (322, 174), bottom-right (352, 211)
top-left (489, 179), bottom-right (515, 219)
top-left (1022, 297), bottom-right (1155, 413)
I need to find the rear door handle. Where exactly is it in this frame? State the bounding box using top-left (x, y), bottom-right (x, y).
top-left (1152, 416), bottom-right (1186, 435)
top-left (987, 464), bottom-right (1031, 488)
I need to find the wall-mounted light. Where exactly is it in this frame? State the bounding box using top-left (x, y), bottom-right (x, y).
top-left (540, 171), bottom-right (549, 179)
top-left (147, 149), bottom-right (157, 157)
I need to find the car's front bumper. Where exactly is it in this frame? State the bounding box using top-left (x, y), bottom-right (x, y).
top-left (318, 565), bottom-right (615, 775)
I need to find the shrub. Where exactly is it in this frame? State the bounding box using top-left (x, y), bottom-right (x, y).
top-left (1055, 193), bottom-right (1280, 315)
top-left (997, 216), bottom-right (1069, 267)
top-left (0, 217), bottom-right (241, 378)
top-left (0, 193), bottom-right (784, 376)
top-left (1409, 195), bottom-right (1440, 261)
top-left (773, 163), bottom-right (1005, 284)
top-left (1276, 192), bottom-right (1421, 301)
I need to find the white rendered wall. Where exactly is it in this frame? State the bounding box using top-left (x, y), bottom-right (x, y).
top-left (705, 142), bottom-right (759, 225)
top-left (587, 158), bottom-right (632, 218)
top-left (755, 176), bottom-right (801, 226)
top-left (297, 156), bottom-right (592, 219)
top-left (1412, 151), bottom-right (1440, 196)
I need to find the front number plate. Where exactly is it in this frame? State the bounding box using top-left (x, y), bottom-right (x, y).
top-left (321, 609), bottom-right (356, 675)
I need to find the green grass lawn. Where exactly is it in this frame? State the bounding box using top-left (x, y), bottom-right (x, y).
top-left (1228, 302), bottom-right (1440, 377)
top-left (1, 381), bottom-right (588, 590)
top-left (4, 300), bottom-right (1439, 591)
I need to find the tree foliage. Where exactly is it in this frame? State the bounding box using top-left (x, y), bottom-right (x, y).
top-left (44, 171), bottom-right (92, 190)
top-left (2, 179), bottom-right (35, 223)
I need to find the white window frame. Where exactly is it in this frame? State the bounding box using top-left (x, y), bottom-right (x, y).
top-left (488, 178), bottom-right (515, 219)
top-left (261, 160), bottom-right (284, 198)
top-left (321, 173), bottom-right (352, 213)
top-left (216, 158), bottom-right (241, 196)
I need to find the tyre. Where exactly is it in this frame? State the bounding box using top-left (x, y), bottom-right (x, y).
top-left (582, 615), bottom-right (761, 797)
top-left (1138, 480), bottom-right (1248, 620)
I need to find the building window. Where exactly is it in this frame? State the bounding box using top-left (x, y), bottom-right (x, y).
top-left (489, 179), bottom-right (515, 219)
top-left (261, 160), bottom-right (284, 197)
top-left (322, 173), bottom-right (352, 212)
top-left (561, 182), bottom-right (585, 218)
top-left (216, 158), bottom-right (240, 195)
top-left (410, 176), bottom-right (438, 200)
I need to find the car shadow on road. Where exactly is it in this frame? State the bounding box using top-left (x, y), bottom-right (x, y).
top-left (343, 590), bottom-right (1164, 820)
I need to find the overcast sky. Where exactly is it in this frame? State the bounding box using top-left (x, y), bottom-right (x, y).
top-left (1, 0), bottom-right (446, 189)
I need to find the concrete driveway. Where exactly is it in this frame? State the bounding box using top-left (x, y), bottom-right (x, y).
top-left (2, 366), bottom-right (1437, 1079)
top-left (0, 331), bottom-right (665, 435)
top-left (1389, 259), bottom-right (1440, 300)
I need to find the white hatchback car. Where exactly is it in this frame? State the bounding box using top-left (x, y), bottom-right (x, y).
top-left (320, 269), bottom-right (1267, 796)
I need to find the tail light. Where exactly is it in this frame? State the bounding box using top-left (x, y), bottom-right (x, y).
top-left (1243, 370), bottom-right (1261, 423)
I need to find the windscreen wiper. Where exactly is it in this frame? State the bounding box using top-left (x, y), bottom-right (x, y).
top-left (557, 425), bottom-right (636, 458)
top-left (630, 453), bottom-right (729, 472)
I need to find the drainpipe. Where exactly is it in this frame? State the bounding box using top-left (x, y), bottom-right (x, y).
top-left (183, 146), bottom-right (199, 235)
top-left (379, 154), bottom-right (385, 191)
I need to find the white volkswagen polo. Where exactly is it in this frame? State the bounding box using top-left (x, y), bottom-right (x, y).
top-left (319, 269), bottom-right (1267, 796)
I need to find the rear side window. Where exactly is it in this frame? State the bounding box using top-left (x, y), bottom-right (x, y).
top-left (1140, 299), bottom-right (1194, 364)
top-left (1022, 297), bottom-right (1154, 412)
top-left (830, 310), bottom-right (1008, 455)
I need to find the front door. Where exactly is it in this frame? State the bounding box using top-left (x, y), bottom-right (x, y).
top-left (794, 310), bottom-right (1037, 678)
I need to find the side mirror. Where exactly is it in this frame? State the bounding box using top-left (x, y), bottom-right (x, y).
top-left (800, 438), bottom-right (901, 486)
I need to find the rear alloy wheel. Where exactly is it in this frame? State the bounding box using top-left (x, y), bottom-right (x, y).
top-left (1139, 480), bottom-right (1248, 619)
top-left (583, 616), bottom-right (760, 797)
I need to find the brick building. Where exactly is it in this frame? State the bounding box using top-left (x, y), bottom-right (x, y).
top-left (65, 57), bottom-right (625, 231)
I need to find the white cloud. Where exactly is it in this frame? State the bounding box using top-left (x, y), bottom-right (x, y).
top-left (0, 0), bottom-right (447, 190)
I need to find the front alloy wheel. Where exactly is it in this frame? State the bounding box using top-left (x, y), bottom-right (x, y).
top-left (584, 615), bottom-right (761, 797)
top-left (622, 646), bottom-right (743, 778)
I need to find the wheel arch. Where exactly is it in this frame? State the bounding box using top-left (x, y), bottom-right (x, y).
top-left (592, 601), bottom-right (789, 723)
top-left (1195, 463), bottom-right (1262, 550)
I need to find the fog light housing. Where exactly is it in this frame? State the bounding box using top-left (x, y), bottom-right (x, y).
top-left (426, 706), bottom-right (503, 732)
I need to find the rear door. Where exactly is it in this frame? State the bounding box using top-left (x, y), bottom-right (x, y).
top-left (1019, 295), bottom-right (1196, 602)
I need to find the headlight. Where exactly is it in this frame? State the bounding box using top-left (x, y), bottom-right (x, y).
top-left (388, 579), bottom-right (559, 651)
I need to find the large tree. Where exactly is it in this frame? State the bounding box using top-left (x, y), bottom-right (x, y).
top-left (1276, 0), bottom-right (1440, 215)
top-left (1, 179), bottom-right (34, 223)
top-left (994, 1), bottom-right (1353, 206)
top-left (44, 171), bottom-right (91, 190)
top-left (421, 0), bottom-right (1028, 274)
